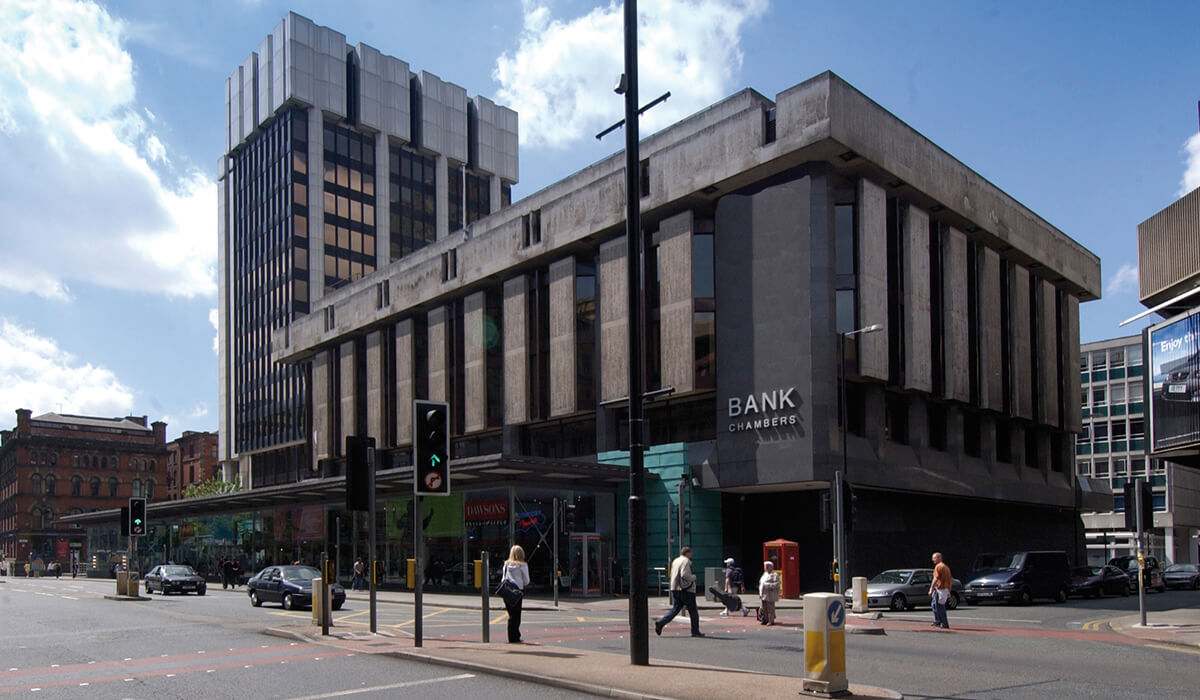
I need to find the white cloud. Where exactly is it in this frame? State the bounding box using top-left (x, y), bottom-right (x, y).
top-left (190, 402), bottom-right (209, 419)
top-left (1105, 262), bottom-right (1139, 297)
top-left (0, 318), bottom-right (135, 418)
top-left (209, 307), bottom-right (219, 354)
top-left (1180, 132), bottom-right (1200, 197)
top-left (494, 0), bottom-right (769, 149)
top-left (0, 0), bottom-right (216, 302)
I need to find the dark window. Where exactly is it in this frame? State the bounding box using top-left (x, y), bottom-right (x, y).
top-left (928, 402), bottom-right (947, 451)
top-left (929, 220), bottom-right (945, 397)
top-left (639, 158), bottom-right (650, 198)
top-left (389, 146), bottom-right (437, 260)
top-left (522, 210), bottom-right (542, 247)
top-left (501, 183), bottom-right (512, 208)
top-left (71, 476), bottom-right (82, 497)
top-left (1025, 427), bottom-right (1039, 468)
top-left (645, 237), bottom-right (662, 391)
top-left (963, 410), bottom-right (981, 458)
top-left (966, 241), bottom-right (980, 404)
top-left (321, 120), bottom-right (377, 289)
top-left (693, 229), bottom-right (715, 389)
top-left (466, 171), bottom-right (490, 224)
top-left (885, 393), bottom-right (908, 444)
top-left (448, 163), bottom-right (463, 232)
top-left (999, 260), bottom-right (1013, 414)
top-left (485, 287), bottom-right (504, 428)
top-left (527, 269), bottom-right (551, 420)
top-left (996, 420), bottom-right (1012, 463)
top-left (885, 198), bottom-right (905, 385)
top-left (576, 257), bottom-right (597, 410)
top-left (764, 106), bottom-right (776, 144)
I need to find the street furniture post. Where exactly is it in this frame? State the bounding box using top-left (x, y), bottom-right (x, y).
top-left (801, 592), bottom-right (849, 697)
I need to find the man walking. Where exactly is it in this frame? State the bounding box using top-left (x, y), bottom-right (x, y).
top-left (655, 546), bottom-right (704, 637)
top-left (928, 552), bottom-right (952, 629)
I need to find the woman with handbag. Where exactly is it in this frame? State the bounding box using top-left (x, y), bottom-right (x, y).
top-left (758, 560), bottom-right (780, 625)
top-left (500, 545), bottom-right (530, 643)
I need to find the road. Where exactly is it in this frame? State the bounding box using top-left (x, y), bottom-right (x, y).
top-left (2, 576), bottom-right (1198, 699)
top-left (0, 576), bottom-right (579, 699)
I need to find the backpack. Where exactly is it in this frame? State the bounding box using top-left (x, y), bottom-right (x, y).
top-left (729, 567), bottom-right (744, 591)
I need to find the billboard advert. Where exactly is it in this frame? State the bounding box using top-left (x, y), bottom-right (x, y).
top-left (1146, 307), bottom-right (1200, 453)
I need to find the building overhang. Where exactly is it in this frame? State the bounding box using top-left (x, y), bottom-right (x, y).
top-left (56, 453), bottom-right (629, 526)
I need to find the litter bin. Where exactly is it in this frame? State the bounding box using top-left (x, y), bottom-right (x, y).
top-left (703, 567), bottom-right (724, 601)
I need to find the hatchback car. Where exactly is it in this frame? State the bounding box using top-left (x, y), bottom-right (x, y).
top-left (844, 569), bottom-right (963, 611)
top-left (247, 565), bottom-right (346, 610)
top-left (144, 564), bottom-right (207, 596)
top-left (1162, 563), bottom-right (1200, 590)
top-left (1068, 565), bottom-right (1130, 598)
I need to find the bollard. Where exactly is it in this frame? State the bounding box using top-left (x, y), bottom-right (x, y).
top-left (801, 592), bottom-right (849, 697)
top-left (851, 576), bottom-right (868, 614)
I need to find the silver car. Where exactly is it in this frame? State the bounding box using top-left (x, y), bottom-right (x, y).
top-left (845, 568), bottom-right (963, 611)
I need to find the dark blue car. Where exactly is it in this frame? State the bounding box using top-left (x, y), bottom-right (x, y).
top-left (247, 565), bottom-right (345, 610)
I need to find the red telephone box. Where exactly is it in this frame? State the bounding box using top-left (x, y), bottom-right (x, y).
top-left (763, 538), bottom-right (800, 599)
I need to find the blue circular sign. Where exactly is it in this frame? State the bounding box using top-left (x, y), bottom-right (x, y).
top-left (827, 599), bottom-right (845, 628)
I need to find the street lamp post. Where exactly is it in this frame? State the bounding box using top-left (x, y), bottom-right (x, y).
top-left (836, 323), bottom-right (883, 595)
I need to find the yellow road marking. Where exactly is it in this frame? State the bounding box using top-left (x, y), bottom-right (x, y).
top-left (1081, 616), bottom-right (1124, 631)
top-left (492, 612), bottom-right (509, 625)
top-left (1144, 643), bottom-right (1200, 656)
top-left (386, 607), bottom-right (455, 629)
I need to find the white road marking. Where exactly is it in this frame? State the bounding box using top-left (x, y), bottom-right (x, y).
top-left (285, 674), bottom-right (477, 699)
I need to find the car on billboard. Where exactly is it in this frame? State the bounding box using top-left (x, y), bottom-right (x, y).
top-left (1160, 352), bottom-right (1200, 402)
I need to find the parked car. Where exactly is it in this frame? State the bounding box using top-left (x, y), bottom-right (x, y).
top-left (247, 565), bottom-right (346, 611)
top-left (1162, 563), bottom-right (1200, 590)
top-left (963, 551), bottom-right (1070, 605)
top-left (1068, 565), bottom-right (1130, 598)
top-left (144, 564), bottom-right (207, 596)
top-left (1108, 555), bottom-right (1166, 593)
top-left (844, 568), bottom-right (963, 612)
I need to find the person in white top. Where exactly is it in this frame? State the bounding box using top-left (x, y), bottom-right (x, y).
top-left (655, 546), bottom-right (703, 637)
top-left (502, 545), bottom-right (531, 643)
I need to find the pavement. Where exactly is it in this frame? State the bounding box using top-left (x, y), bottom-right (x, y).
top-left (262, 587), bottom-right (1200, 699)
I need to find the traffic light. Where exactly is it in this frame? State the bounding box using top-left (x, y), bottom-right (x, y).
top-left (681, 506), bottom-right (691, 536)
top-left (565, 503), bottom-right (578, 532)
top-left (120, 506), bottom-right (130, 537)
top-left (1123, 479), bottom-right (1154, 531)
top-left (842, 481), bottom-right (857, 533)
top-left (128, 497), bottom-right (146, 536)
top-left (414, 400), bottom-right (450, 496)
top-left (345, 435), bottom-right (375, 511)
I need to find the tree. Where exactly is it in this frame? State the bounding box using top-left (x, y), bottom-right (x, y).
top-left (183, 475), bottom-right (242, 499)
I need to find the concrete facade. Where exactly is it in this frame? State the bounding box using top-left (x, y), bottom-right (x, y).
top-left (234, 67), bottom-right (1104, 586)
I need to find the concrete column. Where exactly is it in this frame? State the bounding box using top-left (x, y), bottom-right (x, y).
top-left (312, 349), bottom-right (333, 464)
top-left (1012, 264), bottom-right (1033, 421)
top-left (549, 256), bottom-right (577, 417)
top-left (856, 179), bottom-right (888, 382)
top-left (396, 319), bottom-right (414, 444)
top-left (659, 210), bottom-right (696, 394)
top-left (308, 108), bottom-right (326, 302)
top-left (503, 276), bottom-right (528, 424)
top-left (979, 247), bottom-right (1004, 412)
top-left (1037, 279), bottom-right (1060, 428)
top-left (599, 238), bottom-right (629, 402)
top-left (464, 291), bottom-right (487, 432)
top-left (489, 174), bottom-right (502, 215)
top-left (428, 306), bottom-right (448, 402)
top-left (366, 329), bottom-right (385, 444)
top-left (339, 340), bottom-right (357, 447)
top-left (1064, 294), bottom-right (1082, 432)
top-left (943, 227), bottom-right (970, 403)
top-left (903, 205), bottom-right (932, 393)
top-left (375, 132), bottom-right (390, 267)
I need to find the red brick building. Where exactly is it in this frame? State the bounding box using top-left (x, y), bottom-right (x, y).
top-left (166, 431), bottom-right (220, 501)
top-left (0, 409), bottom-right (167, 572)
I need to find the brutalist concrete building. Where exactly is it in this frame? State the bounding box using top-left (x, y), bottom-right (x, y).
top-left (219, 15), bottom-right (1106, 591)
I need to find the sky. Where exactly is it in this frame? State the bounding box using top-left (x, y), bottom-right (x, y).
top-left (1, 0), bottom-right (1198, 441)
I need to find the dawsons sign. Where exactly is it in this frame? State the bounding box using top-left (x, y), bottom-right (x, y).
top-left (727, 387), bottom-right (800, 433)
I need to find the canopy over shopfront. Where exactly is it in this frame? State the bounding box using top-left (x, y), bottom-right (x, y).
top-left (58, 454), bottom-right (630, 589)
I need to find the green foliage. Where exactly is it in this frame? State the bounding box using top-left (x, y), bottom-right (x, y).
top-left (183, 475), bottom-right (242, 499)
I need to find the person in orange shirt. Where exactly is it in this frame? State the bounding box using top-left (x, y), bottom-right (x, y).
top-left (928, 552), bottom-right (952, 629)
